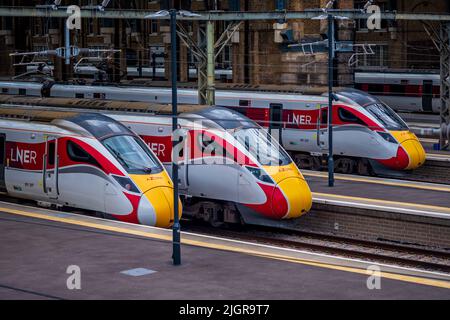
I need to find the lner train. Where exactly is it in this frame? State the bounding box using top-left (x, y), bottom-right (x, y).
top-left (0, 81), bottom-right (425, 175)
top-left (354, 72), bottom-right (440, 113)
top-left (0, 107), bottom-right (180, 228)
top-left (0, 101), bottom-right (313, 226)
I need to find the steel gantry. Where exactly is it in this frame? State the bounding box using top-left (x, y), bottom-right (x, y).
top-left (1, 6), bottom-right (450, 147)
top-left (440, 23), bottom-right (450, 150)
top-left (177, 20), bottom-right (241, 105)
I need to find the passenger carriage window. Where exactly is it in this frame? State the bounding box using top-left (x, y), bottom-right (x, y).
top-left (239, 100), bottom-right (250, 107)
top-left (67, 141), bottom-right (100, 167)
top-left (338, 108), bottom-right (367, 126)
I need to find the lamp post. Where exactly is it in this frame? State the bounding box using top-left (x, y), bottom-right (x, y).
top-left (145, 9), bottom-right (200, 266)
top-left (327, 13), bottom-right (335, 187)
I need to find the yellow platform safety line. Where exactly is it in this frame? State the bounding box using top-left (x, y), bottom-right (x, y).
top-left (313, 192), bottom-right (450, 214)
top-left (1, 205), bottom-right (449, 290)
top-left (303, 170), bottom-right (450, 193)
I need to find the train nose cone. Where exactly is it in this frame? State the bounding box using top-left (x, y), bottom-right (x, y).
top-left (401, 138), bottom-right (426, 170)
top-left (272, 177), bottom-right (312, 219)
top-left (138, 187), bottom-right (182, 228)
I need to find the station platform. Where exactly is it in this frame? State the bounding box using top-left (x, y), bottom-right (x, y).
top-left (0, 201), bottom-right (449, 300)
top-left (303, 170), bottom-right (450, 218)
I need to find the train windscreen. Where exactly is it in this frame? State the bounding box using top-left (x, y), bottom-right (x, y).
top-left (103, 135), bottom-right (163, 174)
top-left (365, 103), bottom-right (409, 131)
top-left (233, 128), bottom-right (292, 166)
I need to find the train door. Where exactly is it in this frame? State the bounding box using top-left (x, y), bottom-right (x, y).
top-left (422, 80), bottom-right (433, 113)
top-left (0, 134), bottom-right (5, 191)
top-left (176, 129), bottom-right (189, 192)
top-left (269, 103), bottom-right (283, 145)
top-left (317, 105), bottom-right (329, 150)
top-left (43, 136), bottom-right (59, 199)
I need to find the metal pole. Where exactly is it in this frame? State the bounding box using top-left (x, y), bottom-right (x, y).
top-left (206, 20), bottom-right (215, 105)
top-left (327, 14), bottom-right (335, 187)
top-left (170, 9), bottom-right (181, 266)
top-left (65, 23), bottom-right (70, 66)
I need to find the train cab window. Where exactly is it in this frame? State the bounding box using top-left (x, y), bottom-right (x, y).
top-left (67, 141), bottom-right (100, 167)
top-left (47, 142), bottom-right (55, 166)
top-left (365, 103), bottom-right (408, 130)
top-left (103, 135), bottom-right (163, 174)
top-left (2, 88), bottom-right (8, 94)
top-left (338, 108), bottom-right (367, 126)
top-left (75, 93), bottom-right (85, 99)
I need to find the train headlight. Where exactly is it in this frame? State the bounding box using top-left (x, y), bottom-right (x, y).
top-left (112, 175), bottom-right (140, 193)
top-left (245, 166), bottom-right (274, 184)
top-left (377, 131), bottom-right (397, 144)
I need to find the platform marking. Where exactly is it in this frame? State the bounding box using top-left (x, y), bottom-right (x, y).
top-left (120, 268), bottom-right (157, 277)
top-left (303, 170), bottom-right (450, 193)
top-left (1, 206), bottom-right (449, 290)
top-left (313, 192), bottom-right (450, 215)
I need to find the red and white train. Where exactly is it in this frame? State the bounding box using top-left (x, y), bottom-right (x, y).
top-left (354, 72), bottom-right (440, 113)
top-left (0, 108), bottom-right (180, 228)
top-left (0, 102), bottom-right (313, 226)
top-left (0, 81), bottom-right (424, 175)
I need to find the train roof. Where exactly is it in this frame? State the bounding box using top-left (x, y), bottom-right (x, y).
top-left (0, 105), bottom-right (133, 140)
top-left (0, 94), bottom-right (207, 115)
top-left (335, 88), bottom-right (381, 107)
top-left (188, 107), bottom-right (256, 130)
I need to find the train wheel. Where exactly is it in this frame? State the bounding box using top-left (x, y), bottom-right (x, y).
top-left (201, 203), bottom-right (225, 228)
top-left (293, 153), bottom-right (321, 170)
top-left (357, 159), bottom-right (373, 176)
top-left (334, 158), bottom-right (356, 174)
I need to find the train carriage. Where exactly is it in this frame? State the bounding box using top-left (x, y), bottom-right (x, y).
top-left (0, 81), bottom-right (427, 175)
top-left (0, 108), bottom-right (180, 228)
top-left (0, 103), bottom-right (313, 226)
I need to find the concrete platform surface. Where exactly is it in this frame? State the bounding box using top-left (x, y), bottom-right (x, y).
top-left (0, 203), bottom-right (449, 300)
top-left (304, 171), bottom-right (450, 216)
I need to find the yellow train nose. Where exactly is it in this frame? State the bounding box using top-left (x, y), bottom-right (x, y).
top-left (130, 172), bottom-right (182, 228)
top-left (390, 131), bottom-right (426, 170)
top-left (401, 139), bottom-right (426, 170)
top-left (144, 187), bottom-right (182, 228)
top-left (275, 177), bottom-right (313, 219)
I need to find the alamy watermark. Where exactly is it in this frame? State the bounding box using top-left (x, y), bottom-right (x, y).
top-left (367, 5), bottom-right (382, 31)
top-left (64, 4), bottom-right (383, 31)
top-left (66, 265), bottom-right (81, 290)
top-left (366, 265), bottom-right (381, 290)
top-left (66, 5), bottom-right (81, 30)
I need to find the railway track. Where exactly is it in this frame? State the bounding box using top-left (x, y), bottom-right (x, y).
top-left (182, 221), bottom-right (450, 274)
top-left (376, 157), bottom-right (450, 184)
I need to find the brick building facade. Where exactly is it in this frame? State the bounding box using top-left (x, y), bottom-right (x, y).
top-left (0, 0), bottom-right (448, 86)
